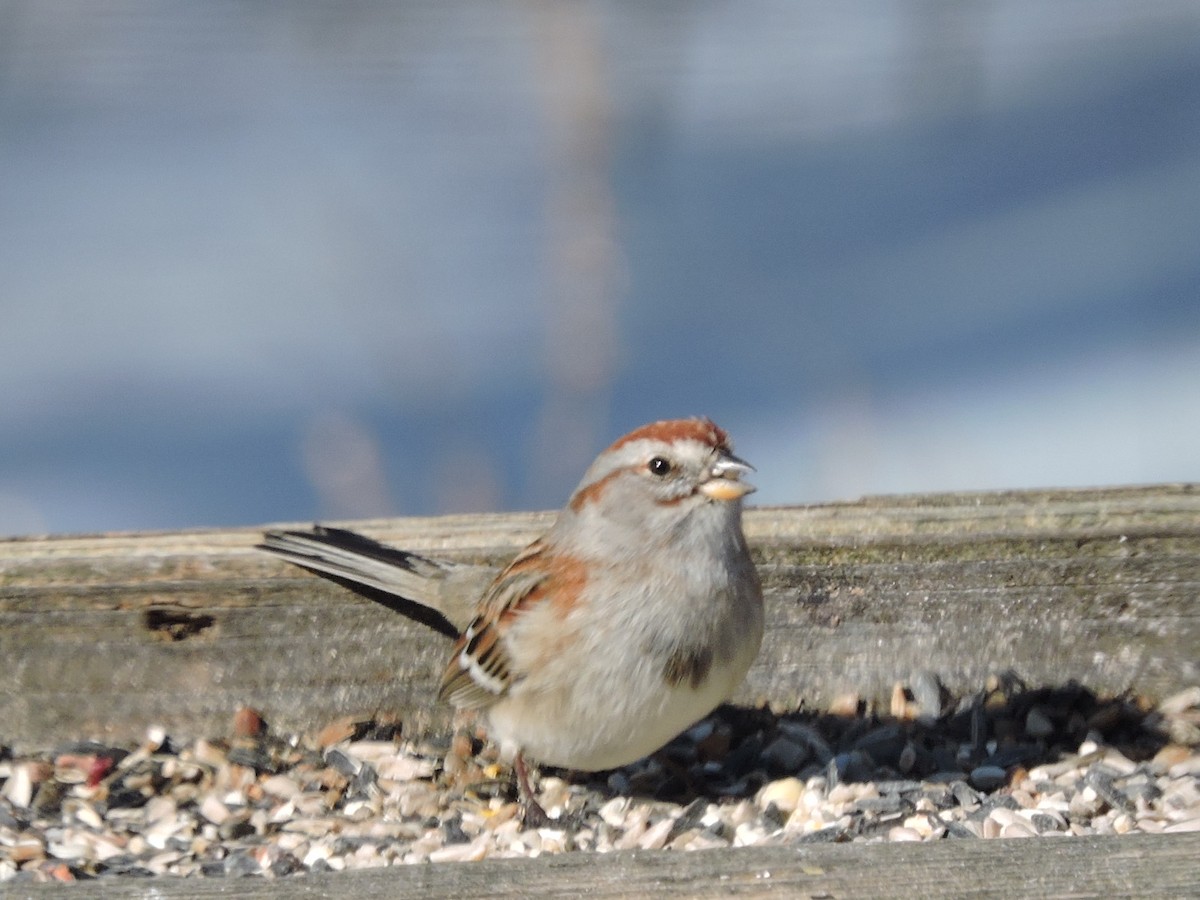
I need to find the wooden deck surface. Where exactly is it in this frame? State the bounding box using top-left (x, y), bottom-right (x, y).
top-left (7, 833), bottom-right (1198, 899)
top-left (2, 484), bottom-right (1197, 897)
top-left (2, 484), bottom-right (1196, 751)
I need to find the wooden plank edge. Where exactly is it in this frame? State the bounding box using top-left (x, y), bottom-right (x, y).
top-left (6, 833), bottom-right (1198, 899)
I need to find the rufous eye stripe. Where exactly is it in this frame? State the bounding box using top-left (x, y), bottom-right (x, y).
top-left (568, 467), bottom-right (625, 512)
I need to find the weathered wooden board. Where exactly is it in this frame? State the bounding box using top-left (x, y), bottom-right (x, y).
top-left (1, 485), bottom-right (1197, 752)
top-left (8, 833), bottom-right (1199, 899)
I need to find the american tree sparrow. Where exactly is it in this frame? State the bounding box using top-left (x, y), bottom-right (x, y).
top-left (260, 418), bottom-right (764, 823)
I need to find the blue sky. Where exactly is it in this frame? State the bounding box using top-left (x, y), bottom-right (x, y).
top-left (1, 1), bottom-right (1198, 534)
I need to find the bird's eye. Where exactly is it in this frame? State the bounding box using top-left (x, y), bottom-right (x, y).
top-left (648, 456), bottom-right (673, 477)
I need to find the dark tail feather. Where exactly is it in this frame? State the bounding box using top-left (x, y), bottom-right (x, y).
top-left (258, 526), bottom-right (460, 639)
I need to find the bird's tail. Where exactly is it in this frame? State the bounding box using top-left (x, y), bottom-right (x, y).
top-left (258, 526), bottom-right (477, 638)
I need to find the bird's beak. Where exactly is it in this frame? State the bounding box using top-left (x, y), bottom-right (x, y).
top-left (699, 452), bottom-right (756, 501)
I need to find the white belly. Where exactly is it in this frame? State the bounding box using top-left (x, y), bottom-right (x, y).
top-left (485, 642), bottom-right (755, 771)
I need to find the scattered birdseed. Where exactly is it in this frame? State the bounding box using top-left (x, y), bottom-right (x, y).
top-left (0, 677), bottom-right (1196, 883)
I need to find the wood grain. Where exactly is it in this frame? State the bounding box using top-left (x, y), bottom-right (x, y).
top-left (1, 484), bottom-right (1197, 752)
top-left (7, 833), bottom-right (1198, 899)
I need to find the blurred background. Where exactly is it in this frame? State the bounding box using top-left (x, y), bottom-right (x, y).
top-left (1, 1), bottom-right (1198, 536)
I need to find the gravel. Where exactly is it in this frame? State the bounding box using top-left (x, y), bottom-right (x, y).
top-left (2, 677), bottom-right (1197, 884)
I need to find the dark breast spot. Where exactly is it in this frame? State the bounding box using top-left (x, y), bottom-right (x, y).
top-left (663, 645), bottom-right (714, 690)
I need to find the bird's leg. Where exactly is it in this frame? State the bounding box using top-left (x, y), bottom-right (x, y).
top-left (514, 752), bottom-right (549, 828)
